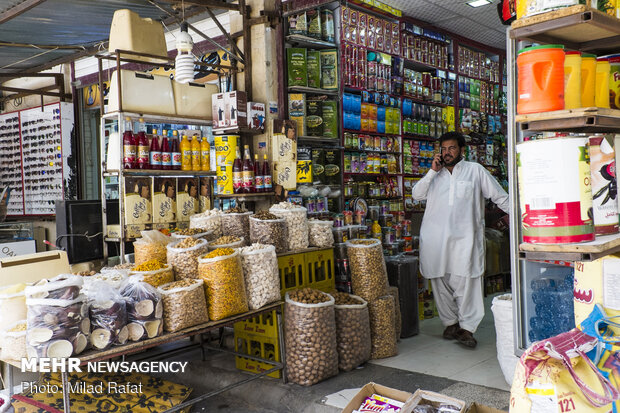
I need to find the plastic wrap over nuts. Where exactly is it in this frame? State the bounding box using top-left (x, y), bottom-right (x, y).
top-left (166, 238), bottom-right (209, 280)
top-left (26, 294), bottom-right (90, 359)
top-left (189, 209), bottom-right (223, 238)
top-left (198, 249), bottom-right (249, 321)
top-left (284, 290), bottom-right (338, 386)
top-left (249, 215), bottom-right (287, 253)
top-left (221, 211), bottom-right (253, 241)
top-left (308, 220), bottom-right (335, 248)
top-left (368, 295), bottom-right (398, 359)
top-left (239, 244), bottom-right (281, 310)
top-left (270, 202), bottom-right (309, 251)
top-left (333, 293), bottom-right (371, 372)
top-left (387, 286), bottom-right (402, 341)
top-left (130, 264), bottom-right (174, 288)
top-left (133, 230), bottom-right (171, 265)
top-left (158, 279), bottom-right (209, 332)
top-left (346, 239), bottom-right (389, 302)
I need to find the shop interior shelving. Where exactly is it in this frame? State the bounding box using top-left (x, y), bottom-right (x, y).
top-left (507, 5), bottom-right (620, 353)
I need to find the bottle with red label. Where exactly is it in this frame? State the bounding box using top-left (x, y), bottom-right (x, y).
top-left (122, 116), bottom-right (136, 169)
top-left (136, 118), bottom-right (149, 169)
top-left (171, 130), bottom-right (182, 170)
top-left (149, 128), bottom-right (162, 170)
top-left (233, 146), bottom-right (243, 194)
top-left (253, 154), bottom-right (263, 193)
top-left (242, 145), bottom-right (254, 193)
top-left (160, 129), bottom-right (171, 170)
top-left (262, 154), bottom-right (272, 192)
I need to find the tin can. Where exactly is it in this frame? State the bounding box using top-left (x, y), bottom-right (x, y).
top-left (334, 213), bottom-right (344, 227)
top-left (305, 197), bottom-right (316, 213)
top-left (343, 210), bottom-right (353, 226)
top-left (382, 227), bottom-right (395, 244)
top-left (354, 210), bottom-right (365, 225)
top-left (348, 225), bottom-right (361, 240)
top-left (379, 214), bottom-right (393, 227)
top-left (403, 236), bottom-right (413, 251)
top-left (333, 227), bottom-right (349, 243)
top-left (380, 200), bottom-right (390, 215)
top-left (402, 220), bottom-right (412, 236)
top-left (393, 224), bottom-right (402, 239)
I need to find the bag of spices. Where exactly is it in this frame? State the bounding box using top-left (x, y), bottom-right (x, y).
top-left (130, 260), bottom-right (174, 287)
top-left (134, 230), bottom-right (172, 265)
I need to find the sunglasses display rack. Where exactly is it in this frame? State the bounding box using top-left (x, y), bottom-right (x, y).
top-left (0, 102), bottom-right (74, 217)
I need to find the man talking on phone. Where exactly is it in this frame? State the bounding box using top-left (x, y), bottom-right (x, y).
top-left (412, 132), bottom-right (509, 348)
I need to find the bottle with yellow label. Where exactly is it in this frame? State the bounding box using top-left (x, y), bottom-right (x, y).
top-left (201, 137), bottom-right (210, 171)
top-left (372, 220), bottom-right (382, 240)
top-left (191, 134), bottom-right (201, 171)
top-left (180, 134), bottom-right (192, 171)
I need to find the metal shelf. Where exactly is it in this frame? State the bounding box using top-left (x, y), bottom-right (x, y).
top-left (285, 34), bottom-right (336, 48)
top-left (287, 85), bottom-right (339, 96)
top-left (516, 108), bottom-right (620, 133)
top-left (344, 172), bottom-right (400, 177)
top-left (519, 234), bottom-right (620, 262)
top-left (298, 136), bottom-right (341, 146)
top-left (214, 192), bottom-right (275, 199)
top-left (344, 149), bottom-right (402, 155)
top-left (403, 135), bottom-right (438, 142)
top-left (104, 169), bottom-right (217, 178)
top-left (213, 127), bottom-right (263, 135)
top-left (102, 111), bottom-right (213, 126)
top-left (343, 129), bottom-right (401, 137)
top-left (509, 6), bottom-right (620, 55)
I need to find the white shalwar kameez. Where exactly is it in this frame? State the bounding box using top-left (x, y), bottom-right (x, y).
top-left (412, 160), bottom-right (509, 332)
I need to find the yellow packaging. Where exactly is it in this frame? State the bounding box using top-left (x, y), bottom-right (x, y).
top-left (152, 177), bottom-right (177, 224)
top-left (609, 55), bottom-right (620, 109)
top-left (181, 134), bottom-right (192, 171)
top-left (177, 177), bottom-right (199, 222)
top-left (564, 51), bottom-right (581, 109)
top-left (581, 54), bottom-right (597, 108)
top-left (123, 177), bottom-right (152, 225)
top-left (574, 256), bottom-right (620, 333)
top-left (596, 58), bottom-right (611, 108)
top-left (215, 135), bottom-right (239, 195)
top-left (201, 138), bottom-right (210, 171)
top-left (297, 160), bottom-right (312, 184)
top-left (191, 136), bottom-right (201, 171)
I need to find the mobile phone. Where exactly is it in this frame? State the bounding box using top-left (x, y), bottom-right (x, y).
top-left (439, 148), bottom-right (445, 165)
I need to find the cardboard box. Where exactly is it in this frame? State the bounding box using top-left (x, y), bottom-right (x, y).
top-left (247, 101), bottom-right (266, 131)
top-left (410, 390), bottom-right (467, 413)
top-left (123, 177), bottom-right (152, 225)
top-left (272, 119), bottom-right (297, 163)
top-left (342, 382), bottom-right (414, 413)
top-left (225, 90), bottom-right (247, 128)
top-left (199, 176), bottom-right (211, 213)
top-left (177, 177), bottom-right (199, 222)
top-left (273, 161), bottom-right (297, 190)
top-left (152, 177), bottom-right (177, 224)
top-left (288, 93), bottom-right (306, 137)
top-left (466, 403), bottom-right (508, 413)
top-left (212, 93), bottom-right (225, 128)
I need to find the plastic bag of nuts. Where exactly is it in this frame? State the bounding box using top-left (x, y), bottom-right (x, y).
top-left (332, 292), bottom-right (371, 372)
top-left (157, 279), bottom-right (209, 332)
top-left (221, 211), bottom-right (253, 241)
top-left (308, 220), bottom-right (335, 248)
top-left (346, 239), bottom-right (389, 302)
top-left (284, 289), bottom-right (338, 386)
top-left (133, 230), bottom-right (171, 265)
top-left (189, 209), bottom-right (223, 238)
top-left (130, 260), bottom-right (174, 287)
top-left (171, 228), bottom-right (216, 242)
top-left (166, 238), bottom-right (209, 280)
top-left (270, 202), bottom-right (309, 251)
top-left (198, 248), bottom-right (249, 321)
top-left (0, 320), bottom-right (27, 360)
top-left (387, 286), bottom-right (402, 341)
top-left (207, 235), bottom-right (245, 251)
top-left (249, 213), bottom-right (287, 254)
top-left (239, 244), bottom-right (280, 310)
top-left (368, 294), bottom-right (398, 359)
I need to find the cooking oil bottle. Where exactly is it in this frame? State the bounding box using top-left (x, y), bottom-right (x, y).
top-left (191, 134), bottom-right (201, 171)
top-left (180, 133), bottom-right (192, 171)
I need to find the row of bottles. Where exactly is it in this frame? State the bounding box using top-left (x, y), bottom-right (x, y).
top-left (232, 145), bottom-right (272, 193)
top-left (122, 117), bottom-right (211, 171)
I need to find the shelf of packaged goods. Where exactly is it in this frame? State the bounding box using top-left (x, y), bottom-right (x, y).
top-left (344, 172), bottom-right (401, 177)
top-left (344, 196), bottom-right (402, 200)
top-left (403, 58), bottom-right (450, 76)
top-left (103, 170), bottom-right (217, 177)
top-left (457, 73), bottom-right (501, 85)
top-left (516, 108), bottom-right (620, 133)
top-left (509, 5), bottom-right (620, 55)
top-left (403, 173), bottom-right (425, 178)
top-left (287, 86), bottom-right (339, 96)
top-left (519, 234), bottom-right (620, 262)
top-left (286, 34), bottom-right (337, 48)
top-left (344, 86), bottom-right (402, 101)
top-left (214, 192), bottom-right (275, 199)
top-left (102, 111), bottom-right (214, 126)
top-left (402, 95), bottom-right (448, 107)
top-left (343, 129), bottom-right (401, 137)
top-left (344, 149), bottom-right (402, 155)
top-left (402, 135), bottom-right (438, 142)
top-left (298, 136), bottom-right (341, 146)
top-left (213, 127), bottom-right (263, 135)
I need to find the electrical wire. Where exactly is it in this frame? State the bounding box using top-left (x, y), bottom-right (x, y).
top-left (55, 231), bottom-right (103, 251)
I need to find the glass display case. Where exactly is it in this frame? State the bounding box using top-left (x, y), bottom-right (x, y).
top-left (0, 221), bottom-right (36, 258)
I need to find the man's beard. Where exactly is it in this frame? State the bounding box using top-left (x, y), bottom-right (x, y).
top-left (443, 153), bottom-right (462, 167)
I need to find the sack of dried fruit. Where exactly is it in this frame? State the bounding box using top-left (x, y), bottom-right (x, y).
top-left (346, 239), bottom-right (389, 302)
top-left (239, 244), bottom-right (280, 310)
top-left (158, 279), bottom-right (208, 332)
top-left (331, 291), bottom-right (371, 371)
top-left (166, 237), bottom-right (209, 280)
top-left (133, 230), bottom-right (171, 265)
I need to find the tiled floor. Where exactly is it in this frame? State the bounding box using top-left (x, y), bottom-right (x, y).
top-left (369, 292), bottom-right (513, 392)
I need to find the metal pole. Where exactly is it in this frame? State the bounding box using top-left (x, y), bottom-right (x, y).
top-left (61, 371), bottom-right (71, 413)
top-left (276, 309), bottom-right (287, 384)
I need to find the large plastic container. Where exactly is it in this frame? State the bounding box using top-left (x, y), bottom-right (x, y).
top-left (172, 82), bottom-right (219, 118)
top-left (108, 9), bottom-right (167, 60)
top-left (107, 70), bottom-right (175, 115)
top-left (581, 53), bottom-right (597, 107)
top-left (517, 45), bottom-right (565, 114)
top-left (564, 51), bottom-right (582, 109)
top-left (596, 57), bottom-right (611, 108)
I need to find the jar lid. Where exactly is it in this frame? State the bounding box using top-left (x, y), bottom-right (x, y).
top-left (582, 53), bottom-right (597, 58)
top-left (565, 51), bottom-right (581, 55)
top-left (517, 44), bottom-right (564, 55)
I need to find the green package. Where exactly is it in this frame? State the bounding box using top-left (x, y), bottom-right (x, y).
top-left (288, 12), bottom-right (307, 36)
top-left (306, 99), bottom-right (323, 137)
top-left (307, 51), bottom-right (321, 89)
top-left (287, 48), bottom-right (307, 87)
top-left (324, 149), bottom-right (341, 185)
top-left (306, 9), bottom-right (322, 40)
top-left (321, 100), bottom-right (338, 138)
top-left (320, 49), bottom-right (338, 90)
top-left (312, 148), bottom-right (325, 184)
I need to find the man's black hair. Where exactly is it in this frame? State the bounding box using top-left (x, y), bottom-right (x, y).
top-left (439, 132), bottom-right (466, 149)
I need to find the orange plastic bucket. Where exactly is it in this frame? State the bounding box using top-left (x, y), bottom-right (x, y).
top-left (517, 45), bottom-right (565, 114)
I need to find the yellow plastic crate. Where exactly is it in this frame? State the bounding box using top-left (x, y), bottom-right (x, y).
top-left (305, 249), bottom-right (335, 293)
top-left (233, 309), bottom-right (280, 339)
top-left (234, 330), bottom-right (281, 379)
top-left (278, 253), bottom-right (306, 298)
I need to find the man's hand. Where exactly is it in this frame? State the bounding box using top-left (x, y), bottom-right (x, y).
top-left (431, 153), bottom-right (443, 172)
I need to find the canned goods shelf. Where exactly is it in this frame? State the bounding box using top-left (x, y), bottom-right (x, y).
top-left (343, 149), bottom-right (402, 155)
top-left (343, 172), bottom-right (401, 177)
top-left (214, 192), bottom-right (275, 199)
top-left (519, 234), bottom-right (620, 262)
top-left (343, 128), bottom-right (401, 137)
top-left (288, 85), bottom-right (339, 96)
top-left (285, 34), bottom-right (336, 49)
top-left (516, 108), bottom-right (620, 133)
top-left (402, 95), bottom-right (448, 107)
top-left (402, 134), bottom-right (438, 142)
